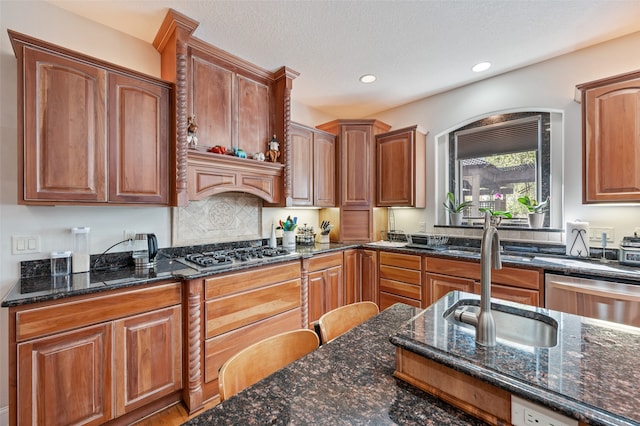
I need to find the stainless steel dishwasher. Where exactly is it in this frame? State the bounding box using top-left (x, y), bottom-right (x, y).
top-left (545, 273), bottom-right (640, 327)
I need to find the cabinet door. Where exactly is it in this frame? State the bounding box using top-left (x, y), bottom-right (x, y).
top-left (360, 249), bottom-right (379, 305)
top-left (289, 124), bottom-right (314, 206)
top-left (426, 272), bottom-right (477, 307)
top-left (237, 74), bottom-right (270, 156)
top-left (340, 125), bottom-right (373, 206)
top-left (189, 52), bottom-right (233, 151)
top-left (17, 324), bottom-right (113, 426)
top-left (377, 130), bottom-right (413, 206)
top-left (109, 73), bottom-right (169, 204)
top-left (491, 283), bottom-right (539, 307)
top-left (343, 249), bottom-right (359, 305)
top-left (308, 270), bottom-right (326, 325)
top-left (314, 132), bottom-right (336, 206)
top-left (22, 47), bottom-right (107, 203)
top-left (114, 305), bottom-right (181, 416)
top-left (583, 76), bottom-right (640, 202)
top-left (325, 265), bottom-right (344, 313)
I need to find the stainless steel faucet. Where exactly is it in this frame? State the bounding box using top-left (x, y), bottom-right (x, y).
top-left (476, 211), bottom-right (502, 346)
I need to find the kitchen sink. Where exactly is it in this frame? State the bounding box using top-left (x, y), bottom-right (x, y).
top-left (444, 299), bottom-right (558, 348)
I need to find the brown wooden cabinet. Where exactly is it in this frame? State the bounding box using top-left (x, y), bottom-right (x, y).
top-left (344, 249), bottom-right (379, 306)
top-left (153, 10), bottom-right (297, 205)
top-left (289, 122), bottom-right (336, 207)
top-left (10, 282), bottom-right (182, 426)
top-left (183, 261), bottom-right (302, 409)
top-left (306, 252), bottom-right (344, 326)
top-left (10, 30), bottom-right (171, 206)
top-left (578, 70), bottom-right (640, 203)
top-left (316, 119), bottom-right (391, 242)
top-left (424, 256), bottom-right (543, 307)
top-left (376, 125), bottom-right (427, 207)
top-left (378, 251), bottom-right (423, 310)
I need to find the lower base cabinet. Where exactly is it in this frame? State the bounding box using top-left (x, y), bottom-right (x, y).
top-left (424, 257), bottom-right (542, 307)
top-left (183, 261), bottom-right (302, 410)
top-left (343, 249), bottom-right (378, 306)
top-left (10, 282), bottom-right (182, 426)
top-left (306, 252), bottom-right (344, 327)
top-left (379, 251), bottom-right (423, 310)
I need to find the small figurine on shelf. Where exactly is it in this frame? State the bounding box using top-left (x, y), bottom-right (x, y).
top-left (253, 152), bottom-right (265, 161)
top-left (266, 134), bottom-right (280, 163)
top-left (233, 147), bottom-right (247, 158)
top-left (187, 115), bottom-right (198, 149)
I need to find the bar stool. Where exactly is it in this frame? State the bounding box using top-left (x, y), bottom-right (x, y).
top-left (218, 329), bottom-right (319, 401)
top-left (318, 301), bottom-right (380, 344)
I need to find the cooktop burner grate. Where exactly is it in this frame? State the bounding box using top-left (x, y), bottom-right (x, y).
top-left (178, 246), bottom-right (295, 271)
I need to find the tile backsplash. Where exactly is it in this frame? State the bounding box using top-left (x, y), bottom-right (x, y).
top-left (172, 193), bottom-right (261, 246)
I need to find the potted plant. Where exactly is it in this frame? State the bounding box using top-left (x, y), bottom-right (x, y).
top-left (442, 192), bottom-right (473, 226)
top-left (478, 208), bottom-right (513, 227)
top-left (517, 195), bottom-right (549, 228)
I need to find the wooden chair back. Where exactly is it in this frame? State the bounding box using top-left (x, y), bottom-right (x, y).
top-left (218, 329), bottom-right (319, 401)
top-left (318, 301), bottom-right (380, 343)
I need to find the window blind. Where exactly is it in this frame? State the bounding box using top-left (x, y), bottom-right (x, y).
top-left (455, 115), bottom-right (540, 160)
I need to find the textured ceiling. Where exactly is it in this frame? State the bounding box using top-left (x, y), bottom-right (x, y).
top-left (46, 0), bottom-right (640, 118)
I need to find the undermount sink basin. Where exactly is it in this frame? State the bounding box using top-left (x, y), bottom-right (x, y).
top-left (444, 299), bottom-right (558, 348)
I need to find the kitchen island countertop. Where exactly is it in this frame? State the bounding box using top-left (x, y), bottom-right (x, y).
top-left (184, 303), bottom-right (486, 425)
top-left (390, 291), bottom-right (640, 426)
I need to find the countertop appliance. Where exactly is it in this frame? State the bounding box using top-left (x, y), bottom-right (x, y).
top-left (133, 233), bottom-right (158, 269)
top-left (176, 246), bottom-right (296, 272)
top-left (546, 273), bottom-right (640, 327)
top-left (619, 234), bottom-right (640, 266)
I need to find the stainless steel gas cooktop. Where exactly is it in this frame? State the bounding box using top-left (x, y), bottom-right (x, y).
top-left (176, 246), bottom-right (297, 272)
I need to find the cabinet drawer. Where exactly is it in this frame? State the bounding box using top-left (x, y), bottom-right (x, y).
top-left (205, 261), bottom-right (300, 299)
top-left (204, 308), bottom-right (301, 384)
top-left (379, 251), bottom-right (421, 270)
top-left (379, 264), bottom-right (421, 285)
top-left (379, 292), bottom-right (421, 310)
top-left (205, 279), bottom-right (301, 337)
top-left (308, 252), bottom-right (343, 271)
top-left (379, 278), bottom-right (421, 301)
top-left (15, 282), bottom-right (181, 342)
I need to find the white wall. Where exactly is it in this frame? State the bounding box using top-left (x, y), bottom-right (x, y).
top-left (373, 31), bottom-right (640, 243)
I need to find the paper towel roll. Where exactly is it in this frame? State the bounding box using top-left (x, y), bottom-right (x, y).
top-left (566, 221), bottom-right (590, 257)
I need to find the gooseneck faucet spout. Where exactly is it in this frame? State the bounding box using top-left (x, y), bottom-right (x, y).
top-left (476, 211), bottom-right (502, 347)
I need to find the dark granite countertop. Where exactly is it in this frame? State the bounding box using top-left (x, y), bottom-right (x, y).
top-left (184, 303), bottom-right (486, 426)
top-left (1, 243), bottom-right (359, 308)
top-left (390, 291), bottom-right (640, 426)
top-left (364, 241), bottom-right (640, 284)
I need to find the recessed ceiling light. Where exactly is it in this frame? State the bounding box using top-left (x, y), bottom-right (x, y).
top-left (359, 74), bottom-right (376, 83)
top-left (472, 62), bottom-right (491, 72)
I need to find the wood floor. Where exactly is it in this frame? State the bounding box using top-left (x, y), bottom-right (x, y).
top-left (132, 399), bottom-right (219, 426)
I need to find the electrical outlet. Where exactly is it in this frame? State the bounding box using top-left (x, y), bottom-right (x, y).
top-left (418, 222), bottom-right (426, 232)
top-left (512, 396), bottom-right (577, 426)
top-left (123, 230), bottom-right (136, 246)
top-left (588, 226), bottom-right (614, 243)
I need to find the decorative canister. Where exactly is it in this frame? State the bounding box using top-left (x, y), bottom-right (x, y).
top-left (283, 231), bottom-right (296, 249)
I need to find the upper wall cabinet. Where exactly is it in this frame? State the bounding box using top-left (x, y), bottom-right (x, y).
top-left (376, 125), bottom-right (427, 208)
top-left (153, 9), bottom-right (298, 206)
top-left (289, 122), bottom-right (336, 207)
top-left (578, 70), bottom-right (640, 203)
top-left (9, 30), bottom-right (171, 206)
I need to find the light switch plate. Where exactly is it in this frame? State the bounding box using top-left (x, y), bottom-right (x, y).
top-left (12, 235), bottom-right (41, 254)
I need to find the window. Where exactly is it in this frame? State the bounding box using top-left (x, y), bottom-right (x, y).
top-left (448, 112), bottom-right (551, 226)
